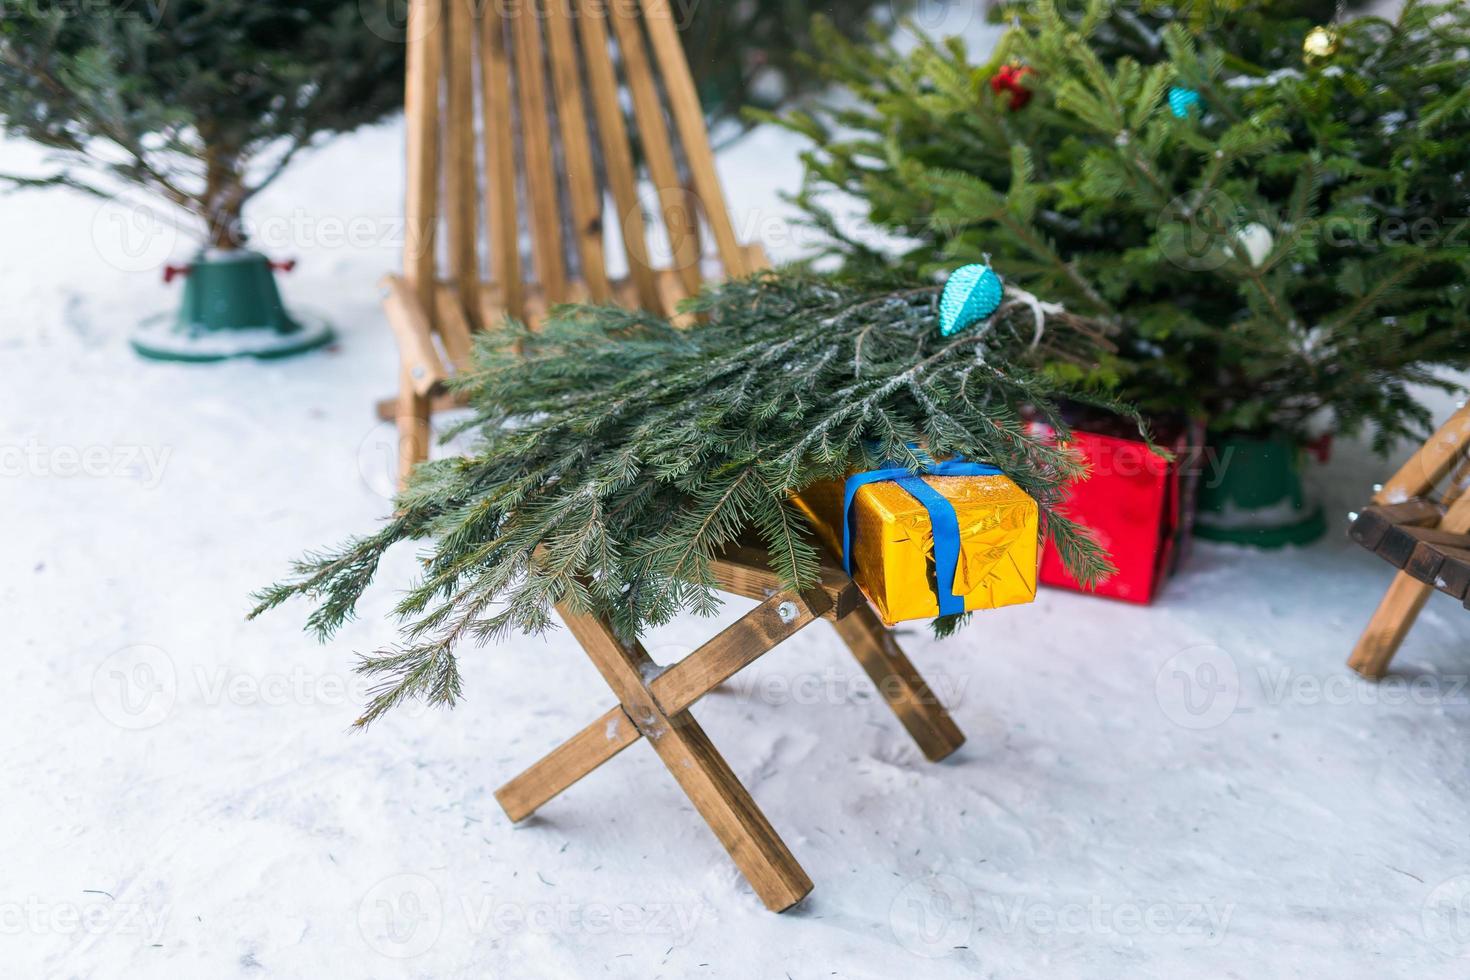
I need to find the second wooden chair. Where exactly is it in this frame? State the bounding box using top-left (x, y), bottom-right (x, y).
top-left (1347, 401), bottom-right (1470, 677)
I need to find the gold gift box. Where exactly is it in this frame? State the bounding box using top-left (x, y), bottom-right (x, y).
top-left (794, 471), bottom-right (1039, 625)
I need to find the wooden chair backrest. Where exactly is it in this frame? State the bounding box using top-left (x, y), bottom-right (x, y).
top-left (401, 0), bottom-right (755, 337)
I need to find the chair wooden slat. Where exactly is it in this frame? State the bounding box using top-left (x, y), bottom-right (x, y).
top-left (511, 0), bottom-right (569, 306)
top-left (544, 0), bottom-right (612, 302)
top-left (1442, 547), bottom-right (1470, 602)
top-left (1375, 522), bottom-right (1470, 569)
top-left (1445, 546), bottom-right (1470, 602)
top-left (403, 0), bottom-right (442, 317)
top-left (606, 0), bottom-right (702, 301)
top-left (433, 283), bottom-right (475, 371)
top-left (478, 283), bottom-right (553, 329)
top-left (657, 268), bottom-right (694, 326)
top-left (479, 0), bottom-right (525, 323)
top-left (573, 0), bottom-right (663, 314)
top-left (639, 0), bottom-right (748, 278)
top-left (395, 0), bottom-right (445, 491)
top-left (1405, 539), bottom-right (1470, 600)
top-left (1348, 499), bottom-right (1445, 551)
top-left (444, 0), bottom-right (480, 328)
top-left (744, 241), bottom-right (771, 271)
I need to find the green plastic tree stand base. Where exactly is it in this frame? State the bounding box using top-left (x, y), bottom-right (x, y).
top-left (129, 249), bottom-right (334, 362)
top-left (1194, 433), bottom-right (1327, 548)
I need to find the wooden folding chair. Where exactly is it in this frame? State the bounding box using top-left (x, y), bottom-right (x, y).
top-left (1347, 402), bottom-right (1470, 678)
top-left (377, 0), bottom-right (967, 911)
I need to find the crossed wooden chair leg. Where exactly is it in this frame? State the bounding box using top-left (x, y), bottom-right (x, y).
top-left (493, 571), bottom-right (964, 911)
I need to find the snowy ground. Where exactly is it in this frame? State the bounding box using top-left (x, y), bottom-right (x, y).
top-left (7, 5), bottom-right (1470, 979)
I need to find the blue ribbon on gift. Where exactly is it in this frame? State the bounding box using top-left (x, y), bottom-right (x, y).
top-left (841, 456), bottom-right (1002, 617)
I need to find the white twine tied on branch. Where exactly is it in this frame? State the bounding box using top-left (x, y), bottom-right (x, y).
top-left (999, 283), bottom-right (1061, 350)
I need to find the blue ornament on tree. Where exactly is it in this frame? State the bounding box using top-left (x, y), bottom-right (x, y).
top-left (939, 263), bottom-right (1004, 337)
top-left (1168, 86), bottom-right (1202, 118)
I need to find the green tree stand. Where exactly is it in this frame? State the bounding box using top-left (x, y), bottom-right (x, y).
top-left (129, 250), bottom-right (334, 362)
top-left (1194, 434), bottom-right (1326, 548)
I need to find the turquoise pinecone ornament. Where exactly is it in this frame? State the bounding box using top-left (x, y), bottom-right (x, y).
top-left (939, 263), bottom-right (1004, 337)
top-left (1168, 85), bottom-right (1202, 118)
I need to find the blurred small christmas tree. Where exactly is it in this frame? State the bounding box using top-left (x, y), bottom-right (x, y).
top-left (768, 0), bottom-right (1470, 452)
top-left (0, 1), bottom-right (409, 358)
top-left (0, 0), bottom-right (905, 242)
top-left (0, 0), bottom-right (405, 250)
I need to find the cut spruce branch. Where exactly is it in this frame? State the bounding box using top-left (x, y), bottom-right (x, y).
top-left (252, 269), bottom-right (1139, 726)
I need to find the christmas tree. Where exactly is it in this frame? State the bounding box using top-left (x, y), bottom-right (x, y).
top-left (768, 0), bottom-right (1470, 452)
top-left (0, 1), bottom-right (406, 249)
top-left (253, 270), bottom-right (1131, 725)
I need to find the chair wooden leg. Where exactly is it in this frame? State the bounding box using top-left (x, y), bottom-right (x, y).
top-left (495, 591), bottom-right (824, 824)
top-left (557, 602), bottom-right (813, 911)
top-left (832, 603), bottom-right (966, 762)
top-left (396, 365), bottom-right (431, 491)
top-left (492, 583), bottom-right (959, 909)
top-left (495, 706), bottom-right (640, 822)
top-left (1348, 570), bottom-right (1435, 678)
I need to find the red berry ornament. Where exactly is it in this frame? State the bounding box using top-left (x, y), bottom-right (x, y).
top-left (990, 64), bottom-right (1034, 111)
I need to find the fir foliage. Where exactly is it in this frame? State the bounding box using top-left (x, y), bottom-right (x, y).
top-left (252, 270), bottom-right (1129, 726)
top-left (765, 0), bottom-right (1470, 449)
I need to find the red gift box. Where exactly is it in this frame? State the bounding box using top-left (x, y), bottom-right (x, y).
top-left (1036, 421), bottom-right (1201, 604)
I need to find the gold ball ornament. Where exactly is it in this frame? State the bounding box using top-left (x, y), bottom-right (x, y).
top-left (1303, 26), bottom-right (1340, 64)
